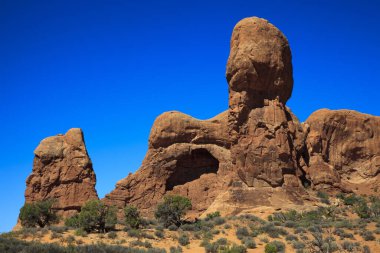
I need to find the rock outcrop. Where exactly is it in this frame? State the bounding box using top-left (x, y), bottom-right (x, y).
top-left (104, 111), bottom-right (235, 216)
top-left (25, 128), bottom-right (98, 218)
top-left (22, 16), bottom-right (380, 220)
top-left (227, 18), bottom-right (308, 190)
top-left (305, 109), bottom-right (380, 194)
top-left (104, 17), bottom-right (310, 216)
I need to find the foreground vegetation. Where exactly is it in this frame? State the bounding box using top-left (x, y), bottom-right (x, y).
top-left (4, 193), bottom-right (380, 252)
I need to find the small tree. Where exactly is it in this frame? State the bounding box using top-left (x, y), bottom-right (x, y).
top-left (66, 199), bottom-right (117, 233)
top-left (19, 199), bottom-right (58, 228)
top-left (155, 195), bottom-right (192, 227)
top-left (124, 205), bottom-right (141, 229)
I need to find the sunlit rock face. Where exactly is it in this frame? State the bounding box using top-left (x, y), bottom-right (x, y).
top-left (25, 128), bottom-right (98, 218)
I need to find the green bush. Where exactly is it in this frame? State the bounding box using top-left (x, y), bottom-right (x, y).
top-left (170, 246), bottom-right (183, 253)
top-left (124, 205), bottom-right (141, 229)
top-left (242, 237), bottom-right (256, 249)
top-left (74, 228), bottom-right (88, 237)
top-left (127, 229), bottom-right (140, 238)
top-left (206, 211), bottom-right (220, 220)
top-left (178, 234), bottom-right (189, 246)
top-left (355, 199), bottom-right (371, 218)
top-left (265, 241), bottom-right (285, 253)
top-left (66, 200), bottom-right (117, 233)
top-left (235, 227), bottom-right (249, 240)
top-left (19, 199), bottom-right (58, 228)
top-left (155, 195), bottom-right (192, 227)
top-left (154, 230), bottom-right (164, 238)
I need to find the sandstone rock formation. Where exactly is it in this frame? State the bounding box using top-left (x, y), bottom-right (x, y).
top-left (23, 17), bottom-right (380, 220)
top-left (305, 109), bottom-right (380, 194)
top-left (104, 17), bottom-right (311, 216)
top-left (226, 18), bottom-right (308, 190)
top-left (104, 111), bottom-right (235, 216)
top-left (25, 128), bottom-right (98, 218)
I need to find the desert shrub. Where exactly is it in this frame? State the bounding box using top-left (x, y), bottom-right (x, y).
top-left (310, 231), bottom-right (339, 252)
top-left (265, 241), bottom-right (285, 253)
top-left (224, 244), bottom-right (247, 253)
top-left (154, 230), bottom-right (164, 238)
top-left (235, 227), bottom-right (249, 240)
top-left (178, 234), bottom-right (189, 246)
top-left (271, 209), bottom-right (300, 222)
top-left (242, 237), bottom-right (256, 249)
top-left (204, 241), bottom-right (246, 253)
top-left (65, 235), bottom-right (76, 244)
top-left (124, 205), bottom-right (141, 229)
top-left (180, 223), bottom-right (197, 231)
top-left (155, 195), bottom-right (192, 227)
top-left (295, 227), bottom-right (306, 234)
top-left (49, 226), bottom-right (68, 233)
top-left (65, 214), bottom-right (80, 228)
top-left (284, 221), bottom-right (296, 228)
top-left (73, 200), bottom-right (117, 233)
top-left (355, 199), bottom-right (371, 219)
top-left (141, 232), bottom-right (154, 240)
top-left (0, 237), bottom-right (169, 253)
top-left (363, 245), bottom-right (371, 253)
top-left (129, 240), bottom-right (152, 248)
top-left (369, 196), bottom-right (380, 217)
top-left (341, 241), bottom-right (355, 251)
top-left (361, 230), bottom-right (375, 241)
top-left (19, 199), bottom-right (58, 228)
top-left (224, 224), bottom-right (231, 229)
top-left (170, 246), bottom-right (183, 253)
top-left (292, 241), bottom-right (305, 250)
top-left (213, 217), bottom-right (226, 225)
top-left (342, 194), bottom-right (361, 206)
top-left (285, 234), bottom-right (298, 241)
top-left (50, 231), bottom-right (61, 239)
top-left (206, 211), bottom-right (220, 220)
top-left (108, 231), bottom-right (117, 239)
top-left (127, 229), bottom-right (141, 238)
top-left (75, 228), bottom-right (88, 237)
top-left (260, 223), bottom-right (288, 238)
top-left (168, 224), bottom-right (178, 231)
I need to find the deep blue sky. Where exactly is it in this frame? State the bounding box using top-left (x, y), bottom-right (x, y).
top-left (1, 0), bottom-right (379, 232)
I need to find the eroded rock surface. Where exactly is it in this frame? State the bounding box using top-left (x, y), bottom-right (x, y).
top-left (305, 109), bottom-right (380, 194)
top-left (105, 17), bottom-right (310, 216)
top-left (104, 111), bottom-right (235, 216)
top-left (23, 17), bottom-right (380, 220)
top-left (25, 128), bottom-right (98, 218)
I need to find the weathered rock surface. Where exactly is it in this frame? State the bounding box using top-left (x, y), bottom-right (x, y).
top-left (23, 16), bottom-right (380, 220)
top-left (104, 111), bottom-right (235, 216)
top-left (226, 18), bottom-right (308, 191)
top-left (105, 17), bottom-right (310, 216)
top-left (25, 128), bottom-right (98, 218)
top-left (305, 109), bottom-right (380, 194)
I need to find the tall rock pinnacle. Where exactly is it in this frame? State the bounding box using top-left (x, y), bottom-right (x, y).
top-left (24, 128), bottom-right (98, 218)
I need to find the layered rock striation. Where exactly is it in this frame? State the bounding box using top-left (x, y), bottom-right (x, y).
top-left (25, 128), bottom-right (98, 218)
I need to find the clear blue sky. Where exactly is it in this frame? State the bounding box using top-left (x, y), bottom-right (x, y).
top-left (1, 0), bottom-right (379, 232)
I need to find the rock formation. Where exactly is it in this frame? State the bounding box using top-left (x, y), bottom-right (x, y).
top-left (104, 17), bottom-right (311, 216)
top-left (305, 109), bottom-right (380, 194)
top-left (103, 111), bottom-right (235, 216)
top-left (25, 128), bottom-right (98, 218)
top-left (22, 17), bottom-right (380, 220)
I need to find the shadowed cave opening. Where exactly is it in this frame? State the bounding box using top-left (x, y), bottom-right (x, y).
top-left (166, 149), bottom-right (219, 191)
